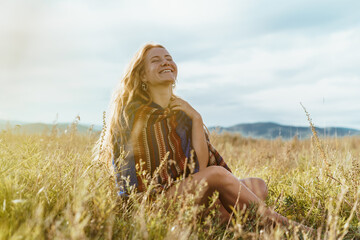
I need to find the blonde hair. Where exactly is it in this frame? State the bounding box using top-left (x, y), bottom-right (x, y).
top-left (94, 42), bottom-right (165, 167)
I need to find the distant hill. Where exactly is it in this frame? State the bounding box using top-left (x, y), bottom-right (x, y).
top-left (0, 120), bottom-right (102, 134)
top-left (209, 122), bottom-right (360, 139)
top-left (2, 120), bottom-right (359, 139)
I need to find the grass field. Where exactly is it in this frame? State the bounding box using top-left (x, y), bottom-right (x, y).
top-left (1, 124), bottom-right (359, 239)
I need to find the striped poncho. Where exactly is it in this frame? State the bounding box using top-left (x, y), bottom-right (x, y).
top-left (112, 100), bottom-right (231, 197)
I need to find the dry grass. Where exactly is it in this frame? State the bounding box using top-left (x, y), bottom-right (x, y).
top-left (1, 124), bottom-right (360, 239)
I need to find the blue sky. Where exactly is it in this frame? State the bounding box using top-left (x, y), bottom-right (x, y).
top-left (1, 0), bottom-right (360, 129)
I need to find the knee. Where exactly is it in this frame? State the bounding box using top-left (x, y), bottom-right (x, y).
top-left (203, 166), bottom-right (233, 191)
top-left (253, 178), bottom-right (268, 201)
top-left (241, 177), bottom-right (268, 201)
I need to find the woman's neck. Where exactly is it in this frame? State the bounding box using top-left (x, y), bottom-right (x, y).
top-left (148, 85), bottom-right (172, 108)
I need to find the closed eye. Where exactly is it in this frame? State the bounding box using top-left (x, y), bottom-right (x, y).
top-left (150, 56), bottom-right (160, 63)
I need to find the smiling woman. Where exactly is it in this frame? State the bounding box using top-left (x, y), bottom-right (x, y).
top-left (143, 47), bottom-right (178, 88)
top-left (94, 42), bottom-right (313, 233)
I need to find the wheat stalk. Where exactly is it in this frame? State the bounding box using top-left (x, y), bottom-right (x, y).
top-left (300, 103), bottom-right (331, 172)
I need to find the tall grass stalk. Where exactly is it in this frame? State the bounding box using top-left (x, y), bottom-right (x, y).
top-left (1, 123), bottom-right (359, 239)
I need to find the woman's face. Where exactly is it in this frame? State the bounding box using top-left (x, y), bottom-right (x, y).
top-left (143, 47), bottom-right (177, 86)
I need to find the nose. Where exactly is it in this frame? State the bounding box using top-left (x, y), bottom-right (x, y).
top-left (161, 58), bottom-right (170, 66)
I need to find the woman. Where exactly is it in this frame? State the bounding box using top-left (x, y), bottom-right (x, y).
top-left (97, 43), bottom-right (307, 229)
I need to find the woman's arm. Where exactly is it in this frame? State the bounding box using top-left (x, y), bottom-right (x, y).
top-left (191, 114), bottom-right (209, 170)
top-left (170, 97), bottom-right (209, 170)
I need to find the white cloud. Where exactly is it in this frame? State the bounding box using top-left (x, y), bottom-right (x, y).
top-left (1, 0), bottom-right (360, 129)
top-left (175, 27), bottom-right (360, 128)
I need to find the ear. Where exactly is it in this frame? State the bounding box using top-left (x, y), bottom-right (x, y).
top-left (141, 72), bottom-right (147, 82)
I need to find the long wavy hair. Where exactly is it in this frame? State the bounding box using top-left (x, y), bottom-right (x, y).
top-left (94, 43), bottom-right (168, 167)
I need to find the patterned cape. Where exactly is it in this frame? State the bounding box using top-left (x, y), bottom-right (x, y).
top-left (112, 100), bottom-right (231, 196)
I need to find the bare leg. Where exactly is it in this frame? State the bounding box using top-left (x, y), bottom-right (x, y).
top-left (209, 178), bottom-right (268, 224)
top-left (166, 166), bottom-right (289, 226)
top-left (240, 178), bottom-right (268, 201)
top-left (204, 199), bottom-right (231, 224)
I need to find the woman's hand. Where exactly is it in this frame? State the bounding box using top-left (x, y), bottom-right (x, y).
top-left (169, 97), bottom-right (201, 120)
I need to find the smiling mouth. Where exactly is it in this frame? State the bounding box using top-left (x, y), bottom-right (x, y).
top-left (159, 69), bottom-right (172, 73)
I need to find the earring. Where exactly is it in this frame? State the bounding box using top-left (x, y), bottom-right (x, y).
top-left (172, 83), bottom-right (176, 89)
top-left (142, 82), bottom-right (148, 91)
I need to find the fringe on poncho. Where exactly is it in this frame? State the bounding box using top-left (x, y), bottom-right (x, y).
top-left (112, 100), bottom-right (231, 197)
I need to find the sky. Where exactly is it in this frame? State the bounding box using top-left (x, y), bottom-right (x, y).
top-left (1, 0), bottom-right (360, 129)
